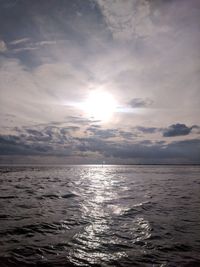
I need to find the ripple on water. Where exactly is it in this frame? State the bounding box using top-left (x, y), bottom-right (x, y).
top-left (0, 165), bottom-right (200, 266)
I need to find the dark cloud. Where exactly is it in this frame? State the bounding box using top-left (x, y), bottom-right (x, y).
top-left (0, 135), bottom-right (20, 145)
top-left (2, 123), bottom-right (197, 160)
top-left (163, 123), bottom-right (193, 137)
top-left (86, 127), bottom-right (135, 139)
top-left (86, 127), bottom-right (118, 139)
top-left (0, 0), bottom-right (107, 66)
top-left (118, 130), bottom-right (135, 139)
top-left (0, 0), bottom-right (18, 9)
top-left (128, 98), bottom-right (153, 108)
top-left (169, 139), bottom-right (200, 159)
top-left (26, 129), bottom-right (44, 137)
top-left (22, 125), bottom-right (79, 144)
top-left (60, 126), bottom-right (79, 134)
top-left (0, 124), bottom-right (78, 156)
top-left (135, 124), bottom-right (200, 136)
top-left (136, 126), bottom-right (158, 134)
top-left (0, 134), bottom-right (52, 155)
top-left (76, 137), bottom-right (200, 163)
top-left (1, 125), bottom-right (200, 163)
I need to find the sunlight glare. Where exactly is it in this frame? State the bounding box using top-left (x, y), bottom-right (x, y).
top-left (84, 91), bottom-right (117, 121)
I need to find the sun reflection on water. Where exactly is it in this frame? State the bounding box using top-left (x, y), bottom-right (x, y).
top-left (67, 166), bottom-right (152, 265)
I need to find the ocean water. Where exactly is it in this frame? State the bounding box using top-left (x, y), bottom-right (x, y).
top-left (0, 165), bottom-right (200, 267)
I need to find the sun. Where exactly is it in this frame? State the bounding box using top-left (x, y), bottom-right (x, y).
top-left (83, 90), bottom-right (117, 121)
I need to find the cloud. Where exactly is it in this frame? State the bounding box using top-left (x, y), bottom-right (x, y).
top-left (136, 126), bottom-right (158, 134)
top-left (0, 135), bottom-right (53, 155)
top-left (86, 127), bottom-right (118, 139)
top-left (0, 125), bottom-right (76, 156)
top-left (11, 40), bottom-right (59, 53)
top-left (128, 98), bottom-right (153, 108)
top-left (0, 0), bottom-right (17, 9)
top-left (76, 136), bottom-right (200, 163)
top-left (136, 123), bottom-right (200, 136)
top-left (86, 126), bottom-right (136, 139)
top-left (0, 123), bottom-right (200, 164)
top-left (67, 116), bottom-right (98, 125)
top-left (0, 0), bottom-right (200, 164)
top-left (191, 125), bottom-right (200, 134)
top-left (12, 46), bottom-right (39, 53)
top-left (9, 37), bottom-right (30, 45)
top-left (118, 130), bottom-right (136, 139)
top-left (0, 57), bottom-right (93, 126)
top-left (0, 40), bottom-right (7, 52)
top-left (96, 0), bottom-right (169, 40)
top-left (163, 123), bottom-right (193, 137)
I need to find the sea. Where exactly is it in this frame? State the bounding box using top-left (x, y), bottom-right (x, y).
top-left (0, 165), bottom-right (200, 267)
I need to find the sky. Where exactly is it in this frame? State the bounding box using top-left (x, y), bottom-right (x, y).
top-left (0, 0), bottom-right (200, 164)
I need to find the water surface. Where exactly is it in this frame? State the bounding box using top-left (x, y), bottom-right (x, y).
top-left (0, 165), bottom-right (200, 266)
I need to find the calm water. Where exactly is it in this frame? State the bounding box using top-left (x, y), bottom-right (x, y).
top-left (0, 165), bottom-right (200, 267)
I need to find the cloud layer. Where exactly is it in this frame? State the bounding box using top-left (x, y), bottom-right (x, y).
top-left (0, 0), bottom-right (200, 163)
top-left (0, 122), bottom-right (199, 164)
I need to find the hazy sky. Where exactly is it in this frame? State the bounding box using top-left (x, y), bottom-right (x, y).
top-left (0, 0), bottom-right (200, 164)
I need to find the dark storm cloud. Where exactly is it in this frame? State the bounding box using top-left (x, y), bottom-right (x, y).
top-left (163, 123), bottom-right (193, 137)
top-left (128, 98), bottom-right (153, 108)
